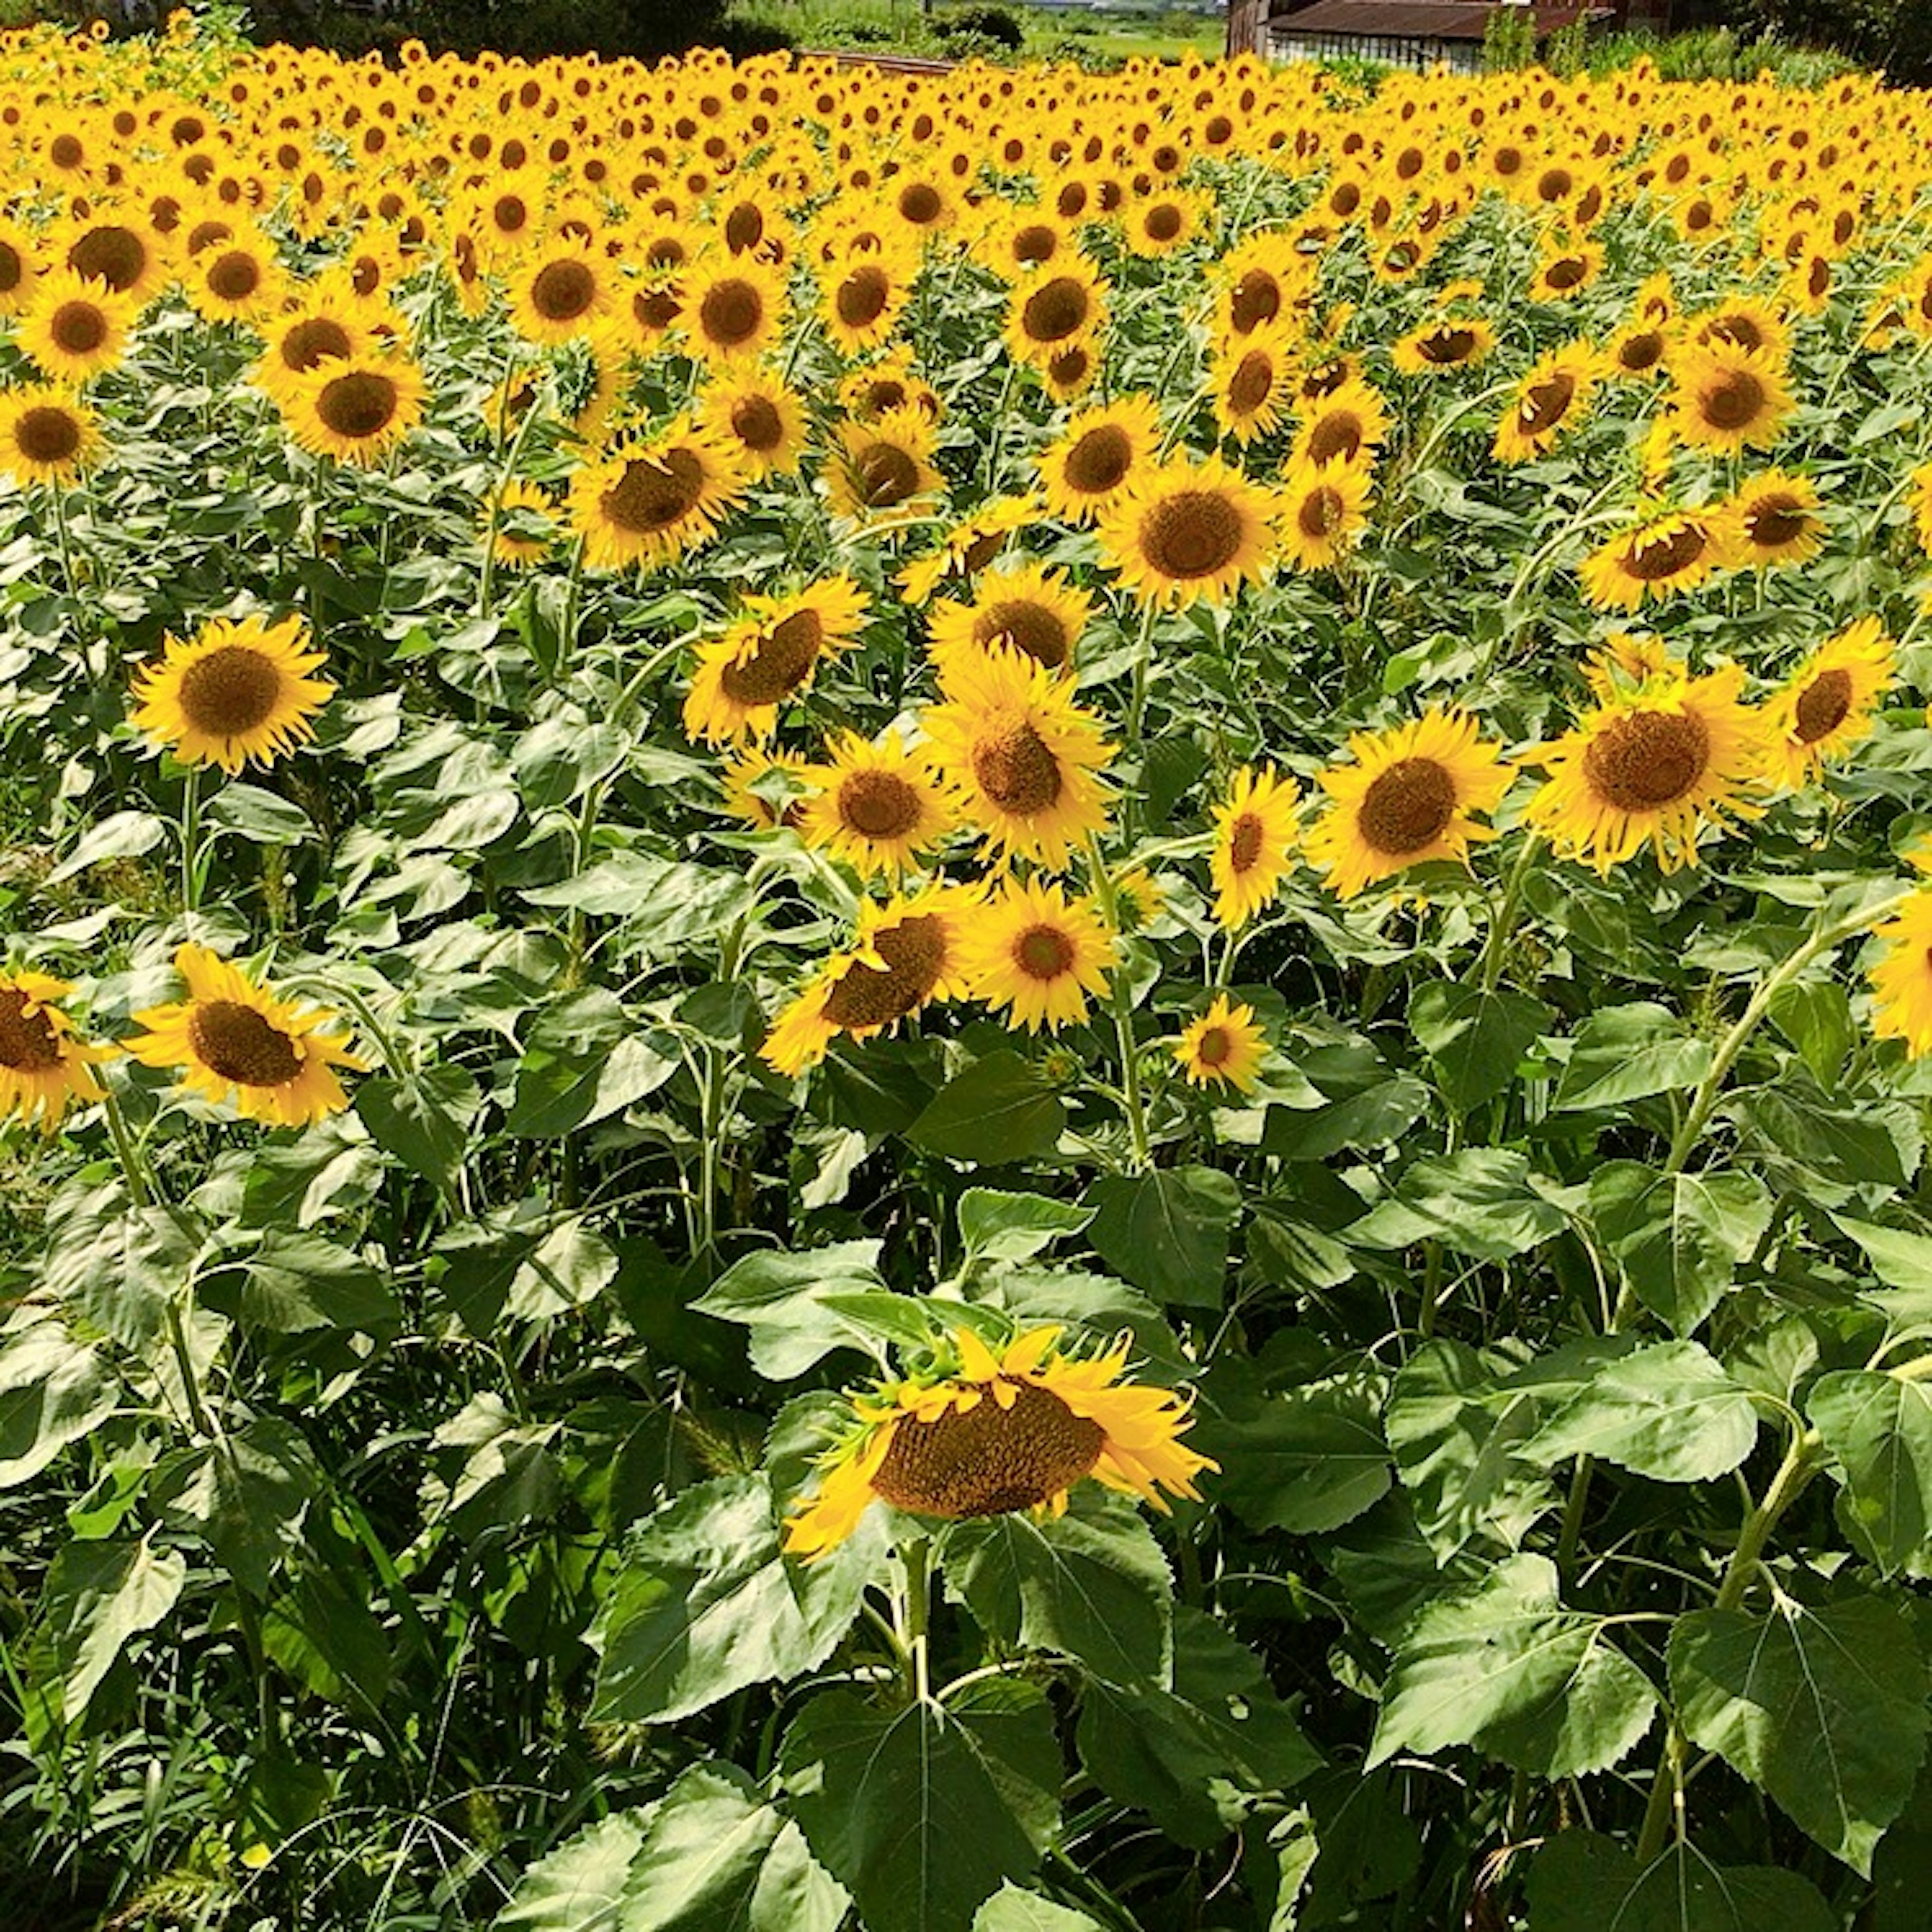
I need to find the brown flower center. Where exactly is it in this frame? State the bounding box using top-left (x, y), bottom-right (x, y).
top-left (961, 529), bottom-right (1007, 573)
top-left (1228, 811), bottom-right (1264, 873)
top-left (67, 225), bottom-right (146, 291)
top-left (1013, 223), bottom-right (1057, 265)
top-left (0, 989), bottom-right (61, 1072)
top-left (530, 258), bottom-right (596, 324)
top-left (1196, 1025), bottom-right (1232, 1067)
top-left (178, 643), bottom-right (283, 738)
top-left (1617, 331), bottom-right (1665, 373)
top-left (872, 1379), bottom-right (1104, 1519)
top-left (731, 395), bottom-right (784, 453)
top-left (1357, 757), bottom-right (1457, 855)
top-left (16, 405), bottom-right (82, 466)
top-left (1021, 276), bottom-right (1090, 345)
top-left (850, 440), bottom-right (920, 508)
top-left (1520, 372), bottom-right (1577, 436)
top-left (1621, 522), bottom-right (1710, 581)
top-left (835, 264), bottom-right (890, 330)
top-left (0, 240), bottom-right (21, 294)
top-left (719, 607), bottom-right (822, 706)
top-left (1301, 361), bottom-right (1349, 403)
top-left (973, 597), bottom-right (1073, 670)
top-left (1794, 667), bottom-right (1853, 743)
top-left (50, 300), bottom-right (109, 357)
top-left (1139, 489), bottom-right (1245, 581)
top-left (206, 250), bottom-right (260, 302)
top-left (315, 370), bottom-right (400, 440)
top-left (1700, 367), bottom-right (1766, 433)
top-left (1296, 484), bottom-right (1346, 543)
top-left (601, 448), bottom-right (706, 536)
top-left (188, 999), bottom-right (303, 1088)
top-left (1703, 313), bottom-right (1765, 353)
top-left (1304, 411), bottom-right (1364, 466)
top-left (1227, 350), bottom-right (1275, 416)
top-left (1015, 923), bottom-right (1076, 980)
top-left (1417, 326), bottom-right (1477, 365)
top-left (699, 276), bottom-right (763, 348)
top-left (1143, 202), bottom-right (1183, 243)
top-left (280, 316), bottom-right (352, 372)
top-left (1227, 270), bottom-right (1281, 335)
top-left (1047, 345), bottom-right (1091, 390)
top-left (898, 182), bottom-right (942, 225)
top-left (1543, 255), bottom-right (1588, 290)
top-left (973, 720), bottom-right (1063, 816)
top-left (1745, 495), bottom-right (1808, 548)
top-left (1065, 424), bottom-right (1131, 495)
top-left (724, 203), bottom-right (764, 253)
top-left (821, 914), bottom-right (946, 1029)
top-left (1583, 708), bottom-right (1711, 810)
top-left (492, 193), bottom-right (528, 234)
top-left (837, 768), bottom-right (923, 840)
top-left (49, 132), bottom-right (83, 171)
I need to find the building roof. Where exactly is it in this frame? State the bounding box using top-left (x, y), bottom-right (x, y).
top-left (1270, 1), bottom-right (1605, 38)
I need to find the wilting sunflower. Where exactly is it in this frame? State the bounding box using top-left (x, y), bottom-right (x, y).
top-left (0, 384), bottom-right (99, 487)
top-left (824, 406), bottom-right (942, 524)
top-left (131, 613), bottom-right (334, 774)
top-left (1493, 344), bottom-right (1601, 462)
top-left (761, 884), bottom-right (974, 1076)
top-left (1098, 455), bottom-right (1277, 609)
top-left (282, 353), bottom-right (426, 467)
top-left (1213, 327), bottom-right (1294, 443)
top-left (796, 730), bottom-right (954, 879)
top-left (783, 1325), bottom-right (1214, 1559)
top-left (1211, 765), bottom-right (1299, 930)
top-left (1004, 259), bottom-right (1107, 369)
top-left (960, 875), bottom-right (1117, 1033)
top-left (683, 575), bottom-right (868, 745)
top-left (484, 478), bottom-right (556, 569)
top-left (718, 745), bottom-right (809, 830)
top-left (570, 416), bottom-right (748, 572)
top-left (1304, 708), bottom-right (1514, 898)
top-left (1173, 993), bottom-right (1268, 1094)
top-left (684, 255), bottom-right (785, 367)
top-left (1037, 393), bottom-right (1162, 526)
top-left (123, 945), bottom-right (365, 1130)
top-left (1728, 470), bottom-right (1825, 567)
top-left (927, 562), bottom-right (1092, 681)
top-left (1277, 457), bottom-right (1373, 573)
top-left (1578, 505), bottom-right (1739, 609)
top-left (699, 370), bottom-right (807, 480)
top-left (1763, 616), bottom-right (1895, 789)
top-left (507, 233), bottom-right (613, 345)
top-left (1523, 663), bottom-right (1767, 874)
top-left (1392, 316), bottom-right (1496, 376)
top-left (0, 971), bottom-right (116, 1134)
top-left (18, 271), bottom-right (136, 382)
top-left (1869, 894), bottom-right (1932, 1060)
top-left (922, 643), bottom-right (1114, 871)
top-left (1290, 376), bottom-right (1389, 472)
top-left (897, 496), bottom-right (1034, 605)
top-left (1671, 345), bottom-right (1793, 455)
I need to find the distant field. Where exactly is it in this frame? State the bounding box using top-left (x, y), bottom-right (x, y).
top-left (722, 0), bottom-right (1225, 64)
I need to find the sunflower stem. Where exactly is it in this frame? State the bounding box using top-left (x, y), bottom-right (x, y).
top-left (101, 1081), bottom-right (153, 1210)
top-left (1086, 833), bottom-right (1152, 1172)
top-left (179, 764), bottom-right (204, 918)
top-left (1476, 831), bottom-right (1541, 993)
top-left (47, 478), bottom-right (79, 603)
top-left (1124, 597), bottom-right (1160, 780)
top-left (900, 1537), bottom-right (932, 1705)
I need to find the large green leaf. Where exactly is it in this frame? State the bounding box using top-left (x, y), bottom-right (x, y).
top-left (956, 1190), bottom-right (1094, 1268)
top-left (38, 1537), bottom-right (187, 1724)
top-left (974, 1887), bottom-right (1105, 1932)
top-left (151, 1418), bottom-right (325, 1597)
top-left (1366, 1554), bottom-right (1656, 1779)
top-left (1670, 1593), bottom-right (1929, 1873)
top-left (1832, 1215), bottom-right (1932, 1325)
top-left (497, 1813), bottom-right (646, 1932)
top-left (1085, 1165), bottom-right (1240, 1308)
top-left (0, 1323), bottom-right (119, 1490)
top-left (780, 1684), bottom-right (1061, 1932)
top-left (1201, 1370), bottom-right (1391, 1536)
top-left (909, 1051), bottom-right (1067, 1164)
top-left (1808, 1370), bottom-right (1932, 1572)
top-left (1348, 1148), bottom-right (1572, 1263)
top-left (1553, 1004), bottom-right (1711, 1113)
top-left (505, 988), bottom-right (678, 1140)
top-left (356, 1064), bottom-right (481, 1195)
top-left (1519, 1340), bottom-right (1758, 1484)
top-left (234, 1229), bottom-right (402, 1333)
top-left (1408, 983), bottom-right (1553, 1115)
top-left (1524, 1832), bottom-right (1837, 1932)
top-left (1261, 1073), bottom-right (1430, 1161)
top-left (1588, 1164), bottom-right (1773, 1336)
top-left (692, 1240), bottom-right (915, 1378)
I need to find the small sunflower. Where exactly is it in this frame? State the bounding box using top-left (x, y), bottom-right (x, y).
top-left (821, 248), bottom-right (913, 356)
top-left (718, 745), bottom-right (810, 830)
top-left (897, 496), bottom-right (1035, 605)
top-left (921, 644), bottom-right (1114, 871)
top-left (1530, 240), bottom-right (1603, 301)
top-left (282, 353), bottom-right (426, 467)
top-left (796, 730), bottom-right (954, 879)
top-left (1493, 344), bottom-right (1601, 463)
top-left (1173, 994), bottom-right (1268, 1094)
top-left (685, 255), bottom-right (786, 366)
top-left (0, 384), bottom-right (99, 487)
top-left (1213, 327), bottom-right (1294, 443)
top-left (484, 477), bottom-right (556, 570)
top-left (824, 406), bottom-right (942, 525)
top-left (837, 352), bottom-right (940, 426)
top-left (683, 575), bottom-right (869, 745)
top-left (185, 233), bottom-right (285, 324)
top-left (251, 277), bottom-right (375, 402)
top-left (569, 416), bottom-right (748, 572)
top-left (961, 875), bottom-right (1117, 1033)
top-left (1391, 316), bottom-right (1496, 376)
top-left (1304, 708), bottom-right (1514, 899)
top-left (18, 271), bottom-right (137, 382)
top-left (0, 971), bottom-right (116, 1134)
top-left (1523, 663), bottom-right (1768, 874)
top-left (131, 614), bottom-right (334, 775)
top-left (1097, 455), bottom-right (1278, 609)
top-left (1671, 345), bottom-right (1793, 456)
top-left (699, 370), bottom-right (808, 480)
top-left (1036, 393), bottom-right (1162, 526)
top-left (1040, 339), bottom-right (1101, 403)
top-left (1578, 505), bottom-right (1738, 609)
top-left (1869, 894), bottom-right (1932, 1060)
top-left (1605, 321), bottom-right (1670, 382)
top-left (1004, 259), bottom-right (1106, 369)
top-left (1727, 470), bottom-right (1825, 568)
top-left (507, 233), bottom-right (613, 345)
top-left (1211, 765), bottom-right (1299, 931)
top-left (761, 884), bottom-right (974, 1077)
top-left (782, 1325), bottom-right (1215, 1559)
top-left (926, 561), bottom-right (1092, 681)
top-left (1289, 376), bottom-right (1389, 472)
top-left (1277, 457), bottom-right (1373, 573)
top-left (1763, 616), bottom-right (1895, 789)
top-left (123, 945), bottom-right (365, 1130)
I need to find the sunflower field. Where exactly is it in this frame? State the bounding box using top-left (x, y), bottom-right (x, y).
top-left (14, 7), bottom-right (1932, 1928)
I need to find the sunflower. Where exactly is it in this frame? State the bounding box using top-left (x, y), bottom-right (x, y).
top-left (251, 277), bottom-right (376, 403)
top-left (1523, 663), bottom-right (1768, 874)
top-left (684, 255), bottom-right (785, 366)
top-left (484, 477), bottom-right (555, 569)
top-left (1868, 894), bottom-right (1932, 1061)
top-left (1728, 470), bottom-right (1825, 567)
top-left (1391, 316), bottom-right (1496, 375)
top-left (1213, 327), bottom-right (1294, 443)
top-left (569, 416), bottom-right (748, 572)
top-left (507, 233), bottom-right (613, 345)
top-left (837, 352), bottom-right (940, 426)
top-left (1762, 617), bottom-right (1895, 789)
top-left (1173, 994), bottom-right (1268, 1094)
top-left (0, 385), bottom-right (100, 488)
top-left (1493, 344), bottom-right (1601, 463)
top-left (821, 247), bottom-right (913, 356)
top-left (921, 643), bottom-right (1113, 871)
top-left (897, 495), bottom-right (1035, 605)
top-left (927, 561), bottom-right (1092, 681)
top-left (699, 369), bottom-right (807, 479)
top-left (1277, 456), bottom-right (1373, 573)
top-left (0, 216), bottom-right (41, 318)
top-left (782, 1325), bottom-right (1214, 1559)
top-left (1289, 376), bottom-right (1389, 471)
top-left (1036, 393), bottom-right (1162, 526)
top-left (1041, 340), bottom-right (1101, 403)
top-left (1671, 345), bottom-right (1793, 455)
top-left (824, 406), bottom-right (942, 525)
top-left (122, 944), bottom-right (365, 1130)
top-left (1214, 237), bottom-right (1309, 344)
top-left (282, 353), bottom-right (426, 467)
top-left (0, 971), bottom-right (116, 1134)
top-left (1686, 297), bottom-right (1790, 363)
top-left (131, 614), bottom-right (333, 775)
top-left (1004, 259), bottom-right (1106, 369)
top-left (961, 875), bottom-right (1117, 1033)
top-left (1304, 708), bottom-right (1514, 899)
top-left (718, 744), bottom-right (810, 831)
top-left (1605, 320), bottom-right (1670, 381)
top-left (57, 215), bottom-right (170, 305)
top-left (796, 730), bottom-right (954, 879)
top-left (1578, 505), bottom-right (1738, 609)
top-left (1124, 187), bottom-right (1205, 259)
top-left (1211, 765), bottom-right (1299, 930)
top-left (17, 271), bottom-right (136, 382)
top-left (185, 233), bottom-right (285, 324)
top-left (761, 884), bottom-right (974, 1077)
top-left (1530, 240), bottom-right (1603, 301)
top-left (683, 575), bottom-right (869, 745)
top-left (1913, 464), bottom-right (1932, 559)
top-left (1098, 455), bottom-right (1278, 609)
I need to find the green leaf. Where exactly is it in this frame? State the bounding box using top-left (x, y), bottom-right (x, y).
top-left (1832, 1215), bottom-right (1932, 1324)
top-left (590, 1476), bottom-right (876, 1726)
top-left (41, 1186), bottom-right (192, 1350)
top-left (356, 1064), bottom-right (480, 1195)
top-left (1553, 1004), bottom-right (1711, 1113)
top-left (523, 854), bottom-right (755, 955)
top-left (781, 1684), bottom-right (1061, 1932)
top-left (1086, 1166), bottom-right (1240, 1308)
top-left (1408, 983), bottom-right (1552, 1115)
top-left (204, 782), bottom-right (314, 844)
top-left (236, 1229), bottom-right (401, 1333)
top-left (975, 1887), bottom-right (1105, 1932)
top-left (1769, 979), bottom-right (1856, 1086)
top-left (1521, 1340), bottom-right (1758, 1483)
top-left (693, 1240), bottom-right (911, 1378)
top-left (1589, 1165), bottom-right (1773, 1336)
top-left (1366, 1554), bottom-right (1656, 1779)
top-left (0, 1324), bottom-right (119, 1490)
top-left (506, 989), bottom-right (678, 1139)
top-left (39, 1537), bottom-right (187, 1724)
top-left (46, 808), bottom-right (166, 884)
top-left (497, 1813), bottom-right (646, 1932)
top-left (506, 1218), bottom-right (618, 1321)
top-left (957, 1190), bottom-right (1094, 1267)
top-left (151, 1418), bottom-right (325, 1597)
top-left (1525, 1832), bottom-right (1837, 1932)
top-left (909, 1051), bottom-right (1067, 1164)
top-left (1809, 1370), bottom-right (1932, 1573)
top-left (1348, 1148), bottom-right (1572, 1263)
top-left (1732, 1088), bottom-right (1921, 1194)
top-left (1670, 1593), bottom-right (1929, 1873)
top-left (939, 1488), bottom-right (1173, 1685)
top-left (1261, 1074), bottom-right (1430, 1161)
top-left (1201, 1371), bottom-right (1391, 1536)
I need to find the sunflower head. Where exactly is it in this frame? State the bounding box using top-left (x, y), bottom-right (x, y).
top-left (1211, 764), bottom-right (1299, 931)
top-left (0, 970), bottom-right (116, 1134)
top-left (0, 384), bottom-right (99, 488)
top-left (683, 575), bottom-right (869, 746)
top-left (1037, 394), bottom-right (1162, 527)
top-left (282, 352), bottom-right (426, 468)
top-left (1764, 616), bottom-right (1895, 788)
top-left (131, 613), bottom-right (334, 775)
top-left (570, 416), bottom-right (749, 573)
top-left (1097, 455), bottom-right (1278, 610)
top-left (1174, 994), bottom-right (1268, 1094)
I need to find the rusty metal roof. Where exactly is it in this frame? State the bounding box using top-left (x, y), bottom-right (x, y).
top-left (1270, 2), bottom-right (1605, 38)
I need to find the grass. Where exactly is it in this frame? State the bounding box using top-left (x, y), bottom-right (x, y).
top-left (720, 0), bottom-right (1222, 65)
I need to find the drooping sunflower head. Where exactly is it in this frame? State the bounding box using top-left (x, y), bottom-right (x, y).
top-left (897, 495), bottom-right (1035, 606)
top-left (1211, 764), bottom-right (1299, 931)
top-left (682, 574), bottom-right (869, 745)
top-left (825, 406), bottom-right (942, 525)
top-left (131, 613), bottom-right (334, 775)
top-left (122, 944), bottom-right (366, 1130)
top-left (1493, 343), bottom-right (1602, 463)
top-left (1764, 616), bottom-right (1895, 789)
top-left (795, 729), bottom-right (954, 880)
top-left (960, 874), bottom-right (1118, 1035)
top-left (0, 971), bottom-right (116, 1135)
top-left (782, 1324), bottom-right (1215, 1560)
top-left (1278, 455), bottom-right (1373, 574)
top-left (1036, 393), bottom-right (1162, 526)
top-left (1578, 505), bottom-right (1739, 610)
top-left (1304, 707), bottom-right (1515, 899)
top-left (927, 561), bottom-right (1093, 682)
top-left (1097, 454), bottom-right (1278, 610)
top-left (1728, 469), bottom-right (1825, 568)
top-left (1670, 344), bottom-right (1794, 456)
top-left (1391, 315), bottom-right (1496, 376)
top-left (569, 415), bottom-right (749, 572)
top-left (1174, 993), bottom-right (1268, 1094)
top-left (282, 352), bottom-right (427, 468)
top-left (0, 384), bottom-right (100, 488)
